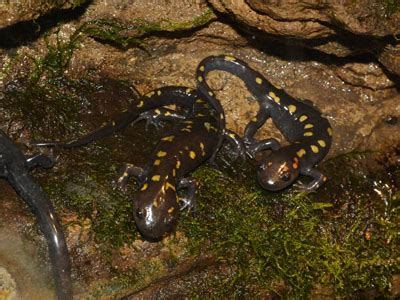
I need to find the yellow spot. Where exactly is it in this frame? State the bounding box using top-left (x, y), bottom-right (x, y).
top-left (299, 115), bottom-right (308, 122)
top-left (161, 135), bottom-right (174, 142)
top-left (152, 175), bottom-right (160, 181)
top-left (297, 149), bottom-right (306, 158)
top-left (196, 99), bottom-right (204, 103)
top-left (164, 111), bottom-right (172, 116)
top-left (154, 109), bottom-right (161, 115)
top-left (208, 91), bottom-right (214, 96)
top-left (198, 76), bottom-right (203, 82)
top-left (252, 117), bottom-right (257, 122)
top-left (304, 124), bottom-right (314, 129)
top-left (140, 183), bottom-right (148, 191)
top-left (176, 160), bottom-right (181, 169)
top-left (199, 65), bottom-right (205, 72)
top-left (157, 151), bottom-right (167, 157)
top-left (200, 142), bottom-right (206, 156)
top-left (318, 140), bottom-right (326, 147)
top-left (172, 169), bottom-right (176, 177)
top-left (153, 200), bottom-right (159, 208)
top-left (310, 145), bottom-right (319, 153)
top-left (186, 88), bottom-right (192, 93)
top-left (168, 207), bottom-right (175, 214)
top-left (146, 91), bottom-right (155, 97)
top-left (165, 182), bottom-right (176, 191)
top-left (327, 127), bottom-right (333, 136)
top-left (189, 151), bottom-right (196, 159)
top-left (304, 132), bottom-right (313, 137)
top-left (181, 128), bottom-right (191, 132)
top-left (204, 122), bottom-right (217, 132)
top-left (153, 159), bottom-right (161, 166)
top-left (220, 113), bottom-right (224, 120)
top-left (268, 91), bottom-right (280, 103)
top-left (323, 176), bottom-right (327, 182)
top-left (137, 101), bottom-right (144, 108)
top-left (225, 55), bottom-right (236, 61)
top-left (255, 77), bottom-right (262, 84)
top-left (184, 120), bottom-right (193, 124)
top-left (228, 133), bottom-right (235, 138)
top-left (288, 105), bottom-right (297, 113)
top-left (112, 121), bottom-right (116, 126)
top-left (157, 90), bottom-right (162, 96)
top-left (196, 113), bottom-right (205, 117)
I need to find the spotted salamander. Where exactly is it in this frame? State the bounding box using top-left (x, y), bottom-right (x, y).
top-left (196, 55), bottom-right (332, 192)
top-left (0, 129), bottom-right (72, 300)
top-left (32, 86), bottom-right (231, 240)
top-left (117, 87), bottom-right (222, 240)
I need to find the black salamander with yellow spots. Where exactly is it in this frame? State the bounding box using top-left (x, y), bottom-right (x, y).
top-left (32, 86), bottom-right (226, 240)
top-left (119, 87), bottom-right (222, 240)
top-left (196, 55), bottom-right (332, 192)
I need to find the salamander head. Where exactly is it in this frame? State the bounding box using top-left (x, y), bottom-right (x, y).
top-left (134, 181), bottom-right (179, 241)
top-left (257, 152), bottom-right (299, 191)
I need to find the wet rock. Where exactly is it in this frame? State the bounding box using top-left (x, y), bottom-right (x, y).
top-left (0, 1), bottom-right (87, 29)
top-left (335, 62), bottom-right (395, 90)
top-left (379, 43), bottom-right (400, 77)
top-left (207, 0), bottom-right (400, 76)
top-left (0, 266), bottom-right (16, 300)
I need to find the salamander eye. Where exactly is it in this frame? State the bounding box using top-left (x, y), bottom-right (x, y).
top-left (136, 208), bottom-right (145, 219)
top-left (280, 172), bottom-right (291, 182)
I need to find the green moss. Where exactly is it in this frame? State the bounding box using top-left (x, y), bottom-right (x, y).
top-left (41, 145), bottom-right (139, 248)
top-left (80, 9), bottom-right (216, 48)
top-left (179, 152), bottom-right (400, 298)
top-left (1, 29), bottom-right (88, 137)
top-left (381, 0), bottom-right (400, 16)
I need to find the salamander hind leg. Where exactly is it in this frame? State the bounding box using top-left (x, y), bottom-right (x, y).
top-left (177, 177), bottom-right (197, 212)
top-left (134, 108), bottom-right (189, 130)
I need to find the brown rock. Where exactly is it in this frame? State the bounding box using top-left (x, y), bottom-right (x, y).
top-left (0, 1), bottom-right (87, 29)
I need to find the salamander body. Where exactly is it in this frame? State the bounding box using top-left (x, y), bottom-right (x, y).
top-left (196, 55), bottom-right (332, 191)
top-left (121, 87), bottom-right (221, 240)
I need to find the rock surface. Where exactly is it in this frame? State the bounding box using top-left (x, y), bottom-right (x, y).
top-left (0, 0), bottom-right (399, 299)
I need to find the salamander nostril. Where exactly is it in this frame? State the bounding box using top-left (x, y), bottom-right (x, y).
top-left (136, 208), bottom-right (145, 219)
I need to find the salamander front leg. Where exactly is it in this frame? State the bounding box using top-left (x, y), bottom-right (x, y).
top-left (116, 164), bottom-right (147, 192)
top-left (177, 177), bottom-right (197, 212)
top-left (246, 138), bottom-right (281, 159)
top-left (296, 167), bottom-right (327, 192)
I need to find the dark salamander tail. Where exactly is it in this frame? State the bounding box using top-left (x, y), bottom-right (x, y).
top-left (8, 173), bottom-right (72, 300)
top-left (30, 86), bottom-right (198, 150)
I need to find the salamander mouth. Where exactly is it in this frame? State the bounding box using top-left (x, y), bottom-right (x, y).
top-left (137, 222), bottom-right (174, 241)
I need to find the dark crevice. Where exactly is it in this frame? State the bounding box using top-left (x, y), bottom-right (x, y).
top-left (209, 9), bottom-right (399, 78)
top-left (0, 1), bottom-right (92, 49)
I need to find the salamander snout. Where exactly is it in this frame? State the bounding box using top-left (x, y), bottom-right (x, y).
top-left (133, 189), bottom-right (179, 241)
top-left (257, 154), bottom-right (299, 191)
